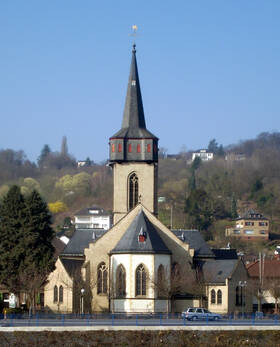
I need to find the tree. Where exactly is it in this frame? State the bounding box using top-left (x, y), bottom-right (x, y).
top-left (48, 201), bottom-right (68, 214)
top-left (0, 187), bottom-right (55, 313)
top-left (61, 136), bottom-right (68, 157)
top-left (231, 194), bottom-right (238, 219)
top-left (21, 190), bottom-right (55, 313)
top-left (37, 145), bottom-right (51, 168)
top-left (0, 186), bottom-right (26, 292)
top-left (208, 139), bottom-right (219, 154)
top-left (185, 189), bottom-right (213, 231)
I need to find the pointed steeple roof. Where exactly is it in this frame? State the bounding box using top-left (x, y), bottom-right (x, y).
top-left (110, 209), bottom-right (170, 254)
top-left (111, 45), bottom-right (157, 139)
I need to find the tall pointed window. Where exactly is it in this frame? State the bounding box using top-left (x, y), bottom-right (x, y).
top-left (157, 265), bottom-right (165, 298)
top-left (217, 289), bottom-right (222, 304)
top-left (128, 173), bottom-right (139, 210)
top-left (116, 265), bottom-right (126, 298)
top-left (136, 264), bottom-right (147, 296)
top-left (53, 285), bottom-right (58, 303)
top-left (211, 289), bottom-right (216, 304)
top-left (97, 262), bottom-right (108, 294)
top-left (59, 285), bottom-right (63, 303)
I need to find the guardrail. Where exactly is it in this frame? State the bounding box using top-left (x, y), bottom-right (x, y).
top-left (0, 312), bottom-right (280, 327)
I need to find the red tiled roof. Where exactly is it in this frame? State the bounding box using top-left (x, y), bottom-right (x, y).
top-left (247, 258), bottom-right (280, 278)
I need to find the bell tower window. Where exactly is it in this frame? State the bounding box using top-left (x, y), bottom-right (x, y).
top-left (128, 144), bottom-right (132, 153)
top-left (147, 144), bottom-right (151, 153)
top-left (118, 143), bottom-right (122, 152)
top-left (112, 144), bottom-right (115, 153)
top-left (128, 173), bottom-right (139, 210)
top-left (137, 144), bottom-right (141, 153)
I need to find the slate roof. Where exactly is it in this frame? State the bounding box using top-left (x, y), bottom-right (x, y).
top-left (202, 259), bottom-right (239, 284)
top-left (211, 248), bottom-right (238, 260)
top-left (236, 209), bottom-right (268, 221)
top-left (60, 258), bottom-right (84, 278)
top-left (172, 229), bottom-right (214, 258)
top-left (61, 228), bottom-right (107, 256)
top-left (52, 236), bottom-right (66, 259)
top-left (111, 45), bottom-right (157, 140)
top-left (110, 209), bottom-right (171, 254)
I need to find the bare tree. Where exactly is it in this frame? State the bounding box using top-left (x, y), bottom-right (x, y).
top-left (150, 263), bottom-right (199, 313)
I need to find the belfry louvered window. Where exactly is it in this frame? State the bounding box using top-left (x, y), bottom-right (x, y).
top-left (128, 173), bottom-right (139, 210)
top-left (97, 262), bottom-right (108, 294)
top-left (136, 264), bottom-right (147, 296)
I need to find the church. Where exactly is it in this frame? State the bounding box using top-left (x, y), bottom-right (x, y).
top-left (44, 45), bottom-right (250, 314)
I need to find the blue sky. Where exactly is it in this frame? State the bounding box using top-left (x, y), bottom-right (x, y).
top-left (1, 1), bottom-right (279, 163)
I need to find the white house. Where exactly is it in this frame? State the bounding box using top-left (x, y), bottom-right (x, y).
top-left (192, 149), bottom-right (214, 162)
top-left (74, 206), bottom-right (112, 230)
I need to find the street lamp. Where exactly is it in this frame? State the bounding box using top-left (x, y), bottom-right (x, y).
top-left (80, 288), bottom-right (85, 315)
top-left (239, 281), bottom-right (247, 318)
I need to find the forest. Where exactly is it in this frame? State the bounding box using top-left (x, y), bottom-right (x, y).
top-left (1, 131), bottom-right (280, 256)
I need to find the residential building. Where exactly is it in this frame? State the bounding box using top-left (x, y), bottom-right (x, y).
top-left (247, 256), bottom-right (280, 313)
top-left (192, 149), bottom-right (214, 162)
top-left (74, 206), bottom-right (112, 230)
top-left (225, 209), bottom-right (269, 240)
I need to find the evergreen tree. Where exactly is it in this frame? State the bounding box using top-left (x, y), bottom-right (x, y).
top-left (0, 186), bottom-right (26, 292)
top-left (61, 136), bottom-right (68, 156)
top-left (37, 144), bottom-right (51, 168)
top-left (231, 195), bottom-right (238, 219)
top-left (20, 190), bottom-right (55, 312)
top-left (0, 186), bottom-right (55, 312)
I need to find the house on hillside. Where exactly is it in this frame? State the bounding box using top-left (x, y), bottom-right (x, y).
top-left (44, 44), bottom-right (250, 315)
top-left (192, 149), bottom-right (214, 162)
top-left (225, 209), bottom-right (269, 240)
top-left (74, 206), bottom-right (112, 230)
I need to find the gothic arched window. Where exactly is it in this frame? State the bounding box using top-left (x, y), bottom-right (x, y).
top-left (53, 285), bottom-right (58, 303)
top-left (97, 262), bottom-right (108, 294)
top-left (157, 264), bottom-right (165, 298)
top-left (236, 286), bottom-right (240, 306)
top-left (217, 289), bottom-right (222, 304)
top-left (136, 264), bottom-right (147, 296)
top-left (116, 265), bottom-right (126, 298)
top-left (59, 285), bottom-right (63, 303)
top-left (128, 173), bottom-right (139, 210)
top-left (211, 289), bottom-right (216, 304)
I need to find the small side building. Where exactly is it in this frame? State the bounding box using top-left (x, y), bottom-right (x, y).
top-left (74, 206), bottom-right (112, 230)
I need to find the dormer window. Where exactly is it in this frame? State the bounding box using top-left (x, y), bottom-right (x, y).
top-left (138, 227), bottom-right (147, 243)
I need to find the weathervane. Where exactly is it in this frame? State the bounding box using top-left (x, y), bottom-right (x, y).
top-left (130, 25), bottom-right (138, 46)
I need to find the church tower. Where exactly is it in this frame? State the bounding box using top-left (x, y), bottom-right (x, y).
top-left (109, 45), bottom-right (158, 224)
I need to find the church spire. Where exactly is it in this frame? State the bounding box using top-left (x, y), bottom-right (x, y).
top-left (121, 44), bottom-right (146, 130)
top-left (109, 44), bottom-right (158, 163)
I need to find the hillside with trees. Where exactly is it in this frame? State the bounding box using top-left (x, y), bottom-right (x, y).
top-left (1, 132), bottom-right (280, 255)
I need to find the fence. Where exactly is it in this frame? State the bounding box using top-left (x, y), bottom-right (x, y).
top-left (0, 312), bottom-right (280, 327)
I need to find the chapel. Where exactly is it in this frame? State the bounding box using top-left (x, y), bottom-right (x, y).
top-left (44, 45), bottom-right (250, 314)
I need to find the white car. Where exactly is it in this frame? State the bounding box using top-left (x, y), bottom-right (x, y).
top-left (181, 307), bottom-right (221, 321)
